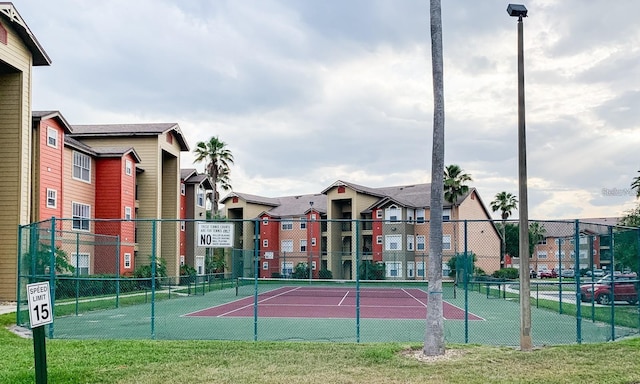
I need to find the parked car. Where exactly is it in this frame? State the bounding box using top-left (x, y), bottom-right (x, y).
top-left (539, 269), bottom-right (558, 279)
top-left (580, 274), bottom-right (639, 305)
top-left (560, 269), bottom-right (575, 278)
top-left (584, 268), bottom-right (606, 278)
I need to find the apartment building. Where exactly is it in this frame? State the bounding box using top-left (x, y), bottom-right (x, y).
top-left (222, 180), bottom-right (501, 280)
top-left (0, 3), bottom-right (51, 300)
top-left (180, 168), bottom-right (213, 275)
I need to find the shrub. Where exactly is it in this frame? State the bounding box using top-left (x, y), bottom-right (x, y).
top-left (491, 267), bottom-right (519, 280)
top-left (318, 268), bottom-right (333, 279)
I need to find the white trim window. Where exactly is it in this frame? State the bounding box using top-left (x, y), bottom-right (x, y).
top-left (416, 262), bottom-right (426, 278)
top-left (376, 210), bottom-right (383, 219)
top-left (311, 261), bottom-right (317, 271)
top-left (281, 262), bottom-right (293, 277)
top-left (124, 253), bottom-right (132, 269)
top-left (416, 235), bottom-right (426, 251)
top-left (300, 239), bottom-right (307, 252)
top-left (71, 253), bottom-right (90, 275)
top-left (46, 188), bottom-right (57, 209)
top-left (263, 261), bottom-right (269, 270)
top-left (385, 235), bottom-right (402, 251)
top-left (376, 235), bottom-right (383, 245)
top-left (47, 126), bottom-right (58, 148)
top-left (263, 239), bottom-right (269, 248)
top-left (386, 262), bottom-right (403, 278)
top-left (72, 202), bottom-right (91, 231)
top-left (180, 183), bottom-right (186, 195)
top-left (442, 235), bottom-right (451, 251)
top-left (407, 261), bottom-right (415, 278)
top-left (197, 186), bottom-right (205, 207)
top-left (72, 151), bottom-right (91, 182)
top-left (311, 237), bottom-right (316, 246)
top-left (281, 240), bottom-right (293, 253)
top-left (299, 218), bottom-right (307, 229)
top-left (537, 251), bottom-right (548, 259)
top-left (180, 221), bottom-right (185, 231)
top-left (262, 217), bottom-right (269, 225)
top-left (385, 205), bottom-right (400, 222)
top-left (442, 208), bottom-right (451, 221)
top-left (125, 159), bottom-right (133, 176)
top-left (416, 209), bottom-right (426, 224)
top-left (124, 206), bottom-right (132, 220)
top-left (281, 220), bottom-right (293, 230)
top-left (407, 235), bottom-right (414, 251)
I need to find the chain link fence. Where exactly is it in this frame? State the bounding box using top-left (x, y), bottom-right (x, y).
top-left (15, 218), bottom-right (640, 345)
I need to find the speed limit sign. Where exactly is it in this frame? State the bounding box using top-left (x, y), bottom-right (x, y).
top-left (26, 282), bottom-right (53, 328)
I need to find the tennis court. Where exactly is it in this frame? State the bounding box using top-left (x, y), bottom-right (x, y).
top-left (185, 284), bottom-right (483, 320)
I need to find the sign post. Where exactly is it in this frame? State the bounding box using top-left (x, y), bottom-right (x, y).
top-left (27, 281), bottom-right (53, 384)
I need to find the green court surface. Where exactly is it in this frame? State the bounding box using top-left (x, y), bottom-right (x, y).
top-left (46, 281), bottom-right (638, 345)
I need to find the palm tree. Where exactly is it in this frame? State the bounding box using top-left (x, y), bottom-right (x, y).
top-left (424, 0), bottom-right (445, 357)
top-left (443, 164), bottom-right (472, 254)
top-left (631, 170), bottom-right (640, 199)
top-left (193, 136), bottom-right (234, 218)
top-left (490, 192), bottom-right (518, 268)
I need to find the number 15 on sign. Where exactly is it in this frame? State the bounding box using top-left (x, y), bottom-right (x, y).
top-left (27, 282), bottom-right (53, 328)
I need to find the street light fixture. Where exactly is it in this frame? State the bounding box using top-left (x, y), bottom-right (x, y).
top-left (507, 3), bottom-right (531, 351)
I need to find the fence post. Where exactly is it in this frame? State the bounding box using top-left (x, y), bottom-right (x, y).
top-left (463, 220), bottom-right (469, 344)
top-left (48, 218), bottom-right (56, 339)
top-left (75, 232), bottom-right (80, 316)
top-left (116, 234), bottom-right (121, 308)
top-left (17, 225), bottom-right (23, 325)
top-left (355, 219), bottom-right (360, 343)
top-left (558, 237), bottom-right (563, 315)
top-left (574, 220), bottom-right (582, 343)
top-left (151, 220), bottom-right (156, 340)
top-left (609, 225), bottom-right (615, 340)
top-left (253, 219), bottom-right (260, 341)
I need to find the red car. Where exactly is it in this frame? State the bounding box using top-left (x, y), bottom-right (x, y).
top-left (580, 274), bottom-right (638, 305)
top-left (539, 269), bottom-right (558, 279)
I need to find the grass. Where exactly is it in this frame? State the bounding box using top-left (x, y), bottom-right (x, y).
top-left (1, 312), bottom-right (640, 384)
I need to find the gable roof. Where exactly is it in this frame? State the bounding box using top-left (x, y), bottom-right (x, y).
top-left (64, 136), bottom-right (141, 163)
top-left (221, 192), bottom-right (280, 207)
top-left (0, 3), bottom-right (51, 65)
top-left (69, 123), bottom-right (189, 151)
top-left (32, 111), bottom-right (73, 133)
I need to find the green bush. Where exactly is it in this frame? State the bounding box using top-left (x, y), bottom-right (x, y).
top-left (491, 267), bottom-right (519, 280)
top-left (359, 261), bottom-right (385, 280)
top-left (318, 268), bottom-right (333, 279)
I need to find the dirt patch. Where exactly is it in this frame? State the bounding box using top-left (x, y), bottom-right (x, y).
top-left (401, 348), bottom-right (465, 363)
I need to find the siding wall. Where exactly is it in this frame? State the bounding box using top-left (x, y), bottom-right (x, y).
top-left (0, 19), bottom-right (33, 300)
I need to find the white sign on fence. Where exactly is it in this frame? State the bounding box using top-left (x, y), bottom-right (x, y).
top-left (197, 222), bottom-right (235, 248)
top-left (26, 282), bottom-right (53, 328)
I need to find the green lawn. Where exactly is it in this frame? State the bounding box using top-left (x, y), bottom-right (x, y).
top-left (2, 312), bottom-right (640, 384)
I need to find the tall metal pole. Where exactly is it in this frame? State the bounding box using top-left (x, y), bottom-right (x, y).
top-left (516, 12), bottom-right (532, 351)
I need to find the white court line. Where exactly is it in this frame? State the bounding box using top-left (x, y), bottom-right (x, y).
top-left (338, 291), bottom-right (349, 306)
top-left (402, 288), bottom-right (428, 307)
top-left (216, 286), bottom-right (303, 317)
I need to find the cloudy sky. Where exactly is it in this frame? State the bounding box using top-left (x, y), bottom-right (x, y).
top-left (14, 0), bottom-right (640, 220)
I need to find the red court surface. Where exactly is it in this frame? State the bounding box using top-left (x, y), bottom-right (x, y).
top-left (185, 286), bottom-right (483, 320)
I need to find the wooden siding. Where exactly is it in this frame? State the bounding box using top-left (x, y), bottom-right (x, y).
top-left (0, 19), bottom-right (33, 300)
top-left (36, 120), bottom-right (65, 221)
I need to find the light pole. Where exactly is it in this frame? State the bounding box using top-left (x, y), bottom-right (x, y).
top-left (507, 3), bottom-right (532, 351)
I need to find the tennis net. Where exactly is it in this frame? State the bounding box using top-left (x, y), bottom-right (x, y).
top-left (236, 277), bottom-right (429, 299)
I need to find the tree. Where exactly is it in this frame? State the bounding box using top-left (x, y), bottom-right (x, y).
top-left (491, 192), bottom-right (518, 268)
top-left (193, 136), bottom-right (234, 218)
top-left (632, 170), bottom-right (640, 199)
top-left (24, 243), bottom-right (74, 276)
top-left (424, 0), bottom-right (445, 357)
top-left (616, 204), bottom-right (640, 272)
top-left (443, 164), bottom-right (472, 254)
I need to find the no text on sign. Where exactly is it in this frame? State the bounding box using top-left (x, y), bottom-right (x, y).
top-left (198, 222), bottom-right (234, 248)
top-left (26, 282), bottom-right (53, 328)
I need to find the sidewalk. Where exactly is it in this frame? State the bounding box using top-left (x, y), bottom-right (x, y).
top-left (0, 302), bottom-right (17, 315)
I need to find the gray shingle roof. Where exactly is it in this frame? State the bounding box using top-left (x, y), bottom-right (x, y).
top-left (69, 123), bottom-right (189, 151)
top-left (32, 111), bottom-right (73, 133)
top-left (0, 3), bottom-right (51, 65)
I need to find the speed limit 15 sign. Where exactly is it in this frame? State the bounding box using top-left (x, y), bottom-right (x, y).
top-left (26, 282), bottom-right (53, 328)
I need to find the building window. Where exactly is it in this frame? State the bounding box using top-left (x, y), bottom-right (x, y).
top-left (407, 262), bottom-right (415, 278)
top-left (281, 262), bottom-right (293, 277)
top-left (385, 205), bottom-right (400, 222)
top-left (376, 210), bottom-right (383, 219)
top-left (537, 238), bottom-right (547, 245)
top-left (300, 239), bottom-right (307, 252)
top-left (197, 186), bottom-right (205, 207)
top-left (416, 262), bottom-right (426, 277)
top-left (46, 189), bottom-right (57, 208)
top-left (125, 159), bottom-right (133, 176)
top-left (263, 239), bottom-right (268, 248)
top-left (311, 213), bottom-right (317, 220)
top-left (416, 209), bottom-right (426, 224)
top-left (442, 235), bottom-right (451, 250)
top-left (537, 251), bottom-right (548, 259)
top-left (73, 151), bottom-right (91, 182)
top-left (180, 183), bottom-right (185, 195)
top-left (72, 202), bottom-right (90, 231)
top-left (180, 221), bottom-right (185, 231)
top-left (416, 235), bottom-right (425, 251)
top-left (311, 261), bottom-right (317, 270)
top-left (407, 235), bottom-right (414, 251)
top-left (376, 235), bottom-right (383, 244)
top-left (442, 209), bottom-right (451, 222)
top-left (47, 126), bottom-right (58, 148)
top-left (386, 262), bottom-right (403, 278)
top-left (180, 255), bottom-right (185, 266)
top-left (124, 253), bottom-right (131, 269)
top-left (263, 261), bottom-right (269, 270)
top-left (124, 206), bottom-right (132, 220)
top-left (281, 240), bottom-right (293, 253)
top-left (281, 220), bottom-right (293, 230)
top-left (385, 235), bottom-right (402, 251)
top-left (263, 217), bottom-right (269, 225)
top-left (299, 218), bottom-right (307, 229)
top-left (311, 237), bottom-right (316, 246)
top-left (71, 253), bottom-right (90, 275)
